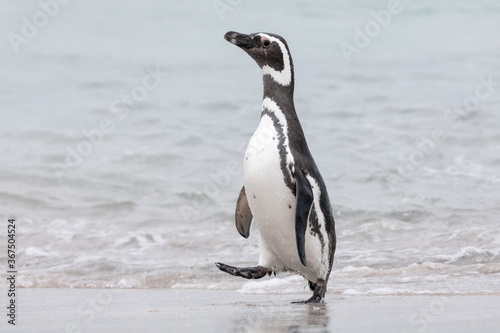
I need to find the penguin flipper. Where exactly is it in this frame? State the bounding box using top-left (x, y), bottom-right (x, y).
top-left (215, 262), bottom-right (269, 279)
top-left (235, 186), bottom-right (253, 238)
top-left (295, 169), bottom-right (314, 267)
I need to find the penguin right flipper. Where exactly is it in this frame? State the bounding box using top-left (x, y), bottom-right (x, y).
top-left (295, 169), bottom-right (314, 267)
top-left (235, 186), bottom-right (253, 238)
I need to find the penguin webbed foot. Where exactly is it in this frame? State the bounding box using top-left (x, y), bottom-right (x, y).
top-left (292, 294), bottom-right (323, 304)
top-left (292, 281), bottom-right (326, 304)
top-left (215, 262), bottom-right (269, 279)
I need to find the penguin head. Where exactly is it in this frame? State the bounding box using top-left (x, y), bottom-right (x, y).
top-left (224, 31), bottom-right (293, 86)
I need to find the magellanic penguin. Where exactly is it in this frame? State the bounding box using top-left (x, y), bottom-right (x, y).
top-left (216, 31), bottom-right (337, 303)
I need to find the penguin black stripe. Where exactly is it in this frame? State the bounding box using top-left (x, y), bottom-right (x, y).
top-left (217, 31), bottom-right (337, 304)
top-left (261, 107), bottom-right (295, 193)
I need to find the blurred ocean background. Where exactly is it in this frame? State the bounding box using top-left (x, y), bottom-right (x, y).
top-left (1, 0), bottom-right (499, 295)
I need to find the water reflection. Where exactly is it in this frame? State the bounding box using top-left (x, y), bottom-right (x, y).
top-left (232, 301), bottom-right (330, 333)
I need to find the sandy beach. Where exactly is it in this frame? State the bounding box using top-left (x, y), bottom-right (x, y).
top-left (4, 289), bottom-right (499, 332)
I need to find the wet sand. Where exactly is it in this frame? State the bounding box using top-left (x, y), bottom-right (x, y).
top-left (7, 289), bottom-right (500, 332)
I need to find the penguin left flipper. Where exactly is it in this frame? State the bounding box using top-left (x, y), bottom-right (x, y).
top-left (235, 186), bottom-right (253, 238)
top-left (295, 169), bottom-right (314, 267)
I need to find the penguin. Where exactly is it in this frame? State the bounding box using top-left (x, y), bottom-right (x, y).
top-left (216, 31), bottom-right (337, 303)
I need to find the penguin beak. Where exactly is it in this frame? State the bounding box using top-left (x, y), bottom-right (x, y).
top-left (224, 31), bottom-right (258, 49)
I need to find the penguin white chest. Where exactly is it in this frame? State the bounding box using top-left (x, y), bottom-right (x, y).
top-left (243, 114), bottom-right (298, 265)
top-left (243, 114), bottom-right (293, 201)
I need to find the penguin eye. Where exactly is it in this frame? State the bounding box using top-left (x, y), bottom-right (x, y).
top-left (262, 39), bottom-right (271, 48)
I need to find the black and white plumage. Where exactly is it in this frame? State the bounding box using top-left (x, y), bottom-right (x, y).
top-left (216, 31), bottom-right (336, 303)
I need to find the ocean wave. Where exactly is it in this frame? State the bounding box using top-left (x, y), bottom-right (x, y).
top-left (433, 246), bottom-right (500, 265)
top-left (0, 191), bottom-right (49, 208)
top-left (342, 288), bottom-right (500, 296)
top-left (336, 261), bottom-right (500, 278)
top-left (91, 200), bottom-right (137, 213)
top-left (12, 259), bottom-right (500, 291)
top-left (237, 275), bottom-right (307, 295)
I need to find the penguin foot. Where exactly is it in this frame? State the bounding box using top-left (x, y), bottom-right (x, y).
top-left (292, 281), bottom-right (326, 304)
top-left (292, 294), bottom-right (323, 304)
top-left (215, 262), bottom-right (269, 279)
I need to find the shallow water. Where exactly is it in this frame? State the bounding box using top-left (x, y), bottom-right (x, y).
top-left (1, 0), bottom-right (499, 295)
top-left (13, 290), bottom-right (500, 333)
